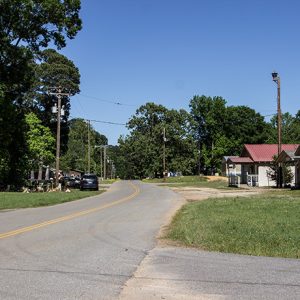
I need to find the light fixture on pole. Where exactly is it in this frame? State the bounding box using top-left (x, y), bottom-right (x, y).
top-left (271, 71), bottom-right (282, 188)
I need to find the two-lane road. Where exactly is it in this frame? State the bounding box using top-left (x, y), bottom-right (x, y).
top-left (0, 181), bottom-right (182, 299)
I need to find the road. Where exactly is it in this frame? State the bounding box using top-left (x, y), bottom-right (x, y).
top-left (2, 181), bottom-right (300, 300)
top-left (0, 180), bottom-right (182, 299)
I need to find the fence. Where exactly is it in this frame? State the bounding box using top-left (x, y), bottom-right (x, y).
top-left (247, 174), bottom-right (258, 187)
top-left (228, 175), bottom-right (240, 187)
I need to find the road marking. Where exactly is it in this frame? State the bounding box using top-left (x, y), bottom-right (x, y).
top-left (0, 181), bottom-right (140, 240)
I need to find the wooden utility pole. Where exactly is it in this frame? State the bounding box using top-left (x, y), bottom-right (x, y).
top-left (103, 145), bottom-right (107, 180)
top-left (272, 71), bottom-right (282, 188)
top-left (87, 119), bottom-right (91, 173)
top-left (163, 127), bottom-right (166, 181)
top-left (49, 87), bottom-right (69, 188)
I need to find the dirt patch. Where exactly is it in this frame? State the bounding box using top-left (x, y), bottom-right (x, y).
top-left (206, 176), bottom-right (228, 181)
top-left (170, 186), bottom-right (264, 202)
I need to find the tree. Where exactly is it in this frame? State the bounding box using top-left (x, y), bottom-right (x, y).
top-left (0, 0), bottom-right (81, 52)
top-left (268, 112), bottom-right (300, 144)
top-left (189, 96), bottom-right (274, 174)
top-left (25, 112), bottom-right (55, 179)
top-left (189, 95), bottom-right (227, 174)
top-left (26, 49), bottom-right (81, 154)
top-left (0, 1), bottom-right (82, 187)
top-left (60, 119), bottom-right (107, 174)
top-left (268, 155), bottom-right (294, 187)
top-left (0, 0), bottom-right (82, 102)
top-left (225, 105), bottom-right (272, 153)
top-left (118, 103), bottom-right (197, 179)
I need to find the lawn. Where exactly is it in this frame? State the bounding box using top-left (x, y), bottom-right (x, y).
top-left (0, 190), bottom-right (103, 210)
top-left (143, 175), bottom-right (230, 189)
top-left (165, 189), bottom-right (300, 258)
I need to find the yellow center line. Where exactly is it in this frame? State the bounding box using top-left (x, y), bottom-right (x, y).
top-left (0, 181), bottom-right (140, 240)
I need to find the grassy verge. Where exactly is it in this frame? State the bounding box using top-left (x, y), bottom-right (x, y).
top-left (100, 178), bottom-right (119, 184)
top-left (143, 175), bottom-right (230, 189)
top-left (0, 190), bottom-right (103, 210)
top-left (166, 190), bottom-right (300, 258)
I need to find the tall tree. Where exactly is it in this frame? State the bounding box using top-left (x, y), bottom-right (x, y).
top-left (25, 112), bottom-right (55, 179)
top-left (225, 105), bottom-right (271, 153)
top-left (119, 103), bottom-right (196, 179)
top-left (268, 111), bottom-right (300, 144)
top-left (60, 118), bottom-right (107, 174)
top-left (26, 49), bottom-right (81, 154)
top-left (189, 95), bottom-right (227, 174)
top-left (0, 0), bottom-right (82, 187)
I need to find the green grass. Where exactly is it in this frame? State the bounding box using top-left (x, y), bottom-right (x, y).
top-left (166, 190), bottom-right (300, 258)
top-left (143, 175), bottom-right (230, 189)
top-left (99, 178), bottom-right (119, 184)
top-left (0, 190), bottom-right (103, 210)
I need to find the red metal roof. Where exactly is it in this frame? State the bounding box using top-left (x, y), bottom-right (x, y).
top-left (228, 157), bottom-right (253, 163)
top-left (242, 144), bottom-right (300, 162)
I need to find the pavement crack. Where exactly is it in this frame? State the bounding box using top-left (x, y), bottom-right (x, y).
top-left (0, 267), bottom-right (131, 279)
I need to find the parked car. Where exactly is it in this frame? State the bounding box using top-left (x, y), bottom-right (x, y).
top-left (74, 176), bottom-right (81, 188)
top-left (80, 174), bottom-right (99, 191)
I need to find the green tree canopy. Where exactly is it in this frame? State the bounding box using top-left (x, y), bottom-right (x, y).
top-left (268, 111), bottom-right (300, 144)
top-left (27, 49), bottom-right (81, 154)
top-left (118, 103), bottom-right (197, 178)
top-left (0, 1), bottom-right (82, 187)
top-left (60, 118), bottom-right (107, 174)
top-left (225, 105), bottom-right (272, 153)
top-left (189, 95), bottom-right (227, 174)
top-left (25, 112), bottom-right (55, 168)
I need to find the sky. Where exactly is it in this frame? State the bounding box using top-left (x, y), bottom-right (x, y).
top-left (61, 0), bottom-right (300, 145)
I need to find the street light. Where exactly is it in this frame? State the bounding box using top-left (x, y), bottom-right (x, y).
top-left (272, 71), bottom-right (282, 188)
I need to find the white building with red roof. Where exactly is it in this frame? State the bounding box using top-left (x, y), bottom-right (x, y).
top-left (225, 144), bottom-right (300, 187)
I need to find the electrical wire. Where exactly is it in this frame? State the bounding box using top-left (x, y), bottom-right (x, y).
top-left (77, 93), bottom-right (137, 107)
top-left (90, 119), bottom-right (126, 126)
top-left (70, 116), bottom-right (126, 126)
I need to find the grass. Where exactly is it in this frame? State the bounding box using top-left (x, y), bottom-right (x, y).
top-left (0, 190), bottom-right (103, 210)
top-left (143, 175), bottom-right (230, 189)
top-left (99, 178), bottom-right (119, 184)
top-left (165, 189), bottom-right (300, 258)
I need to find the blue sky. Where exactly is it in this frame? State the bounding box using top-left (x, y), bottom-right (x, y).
top-left (61, 0), bottom-right (300, 145)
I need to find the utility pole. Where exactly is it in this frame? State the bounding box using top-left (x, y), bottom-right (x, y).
top-left (49, 87), bottom-right (69, 188)
top-left (163, 127), bottom-right (166, 181)
top-left (95, 145), bottom-right (108, 179)
top-left (87, 119), bottom-right (91, 173)
top-left (103, 145), bottom-right (107, 180)
top-left (272, 71), bottom-right (282, 188)
top-left (100, 147), bottom-right (103, 178)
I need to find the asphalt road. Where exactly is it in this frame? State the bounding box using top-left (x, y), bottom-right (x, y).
top-left (2, 181), bottom-right (300, 300)
top-left (120, 246), bottom-right (300, 300)
top-left (0, 180), bottom-right (182, 300)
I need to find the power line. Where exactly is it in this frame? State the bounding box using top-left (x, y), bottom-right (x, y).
top-left (90, 119), bottom-right (126, 126)
top-left (70, 116), bottom-right (126, 126)
top-left (77, 93), bottom-right (136, 107)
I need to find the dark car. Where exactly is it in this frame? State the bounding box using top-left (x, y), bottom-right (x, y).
top-left (80, 174), bottom-right (99, 191)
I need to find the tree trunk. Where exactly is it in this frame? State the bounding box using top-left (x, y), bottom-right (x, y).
top-left (38, 162), bottom-right (43, 180)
